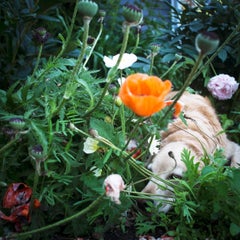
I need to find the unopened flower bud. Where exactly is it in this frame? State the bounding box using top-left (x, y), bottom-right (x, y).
top-left (87, 36), bottom-right (95, 45)
top-left (99, 9), bottom-right (106, 18)
top-left (30, 145), bottom-right (45, 160)
top-left (9, 118), bottom-right (26, 130)
top-left (175, 53), bottom-right (182, 61)
top-left (151, 43), bottom-right (160, 57)
top-left (114, 96), bottom-right (122, 107)
top-left (78, 0), bottom-right (98, 19)
top-left (104, 116), bottom-right (112, 124)
top-left (195, 31), bottom-right (219, 55)
top-left (32, 27), bottom-right (50, 44)
top-left (89, 128), bottom-right (99, 138)
top-left (108, 84), bottom-right (118, 95)
top-left (122, 4), bottom-right (143, 26)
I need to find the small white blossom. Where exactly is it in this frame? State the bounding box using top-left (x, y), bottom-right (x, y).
top-left (103, 53), bottom-right (137, 70)
top-left (104, 174), bottom-right (125, 204)
top-left (207, 74), bottom-right (239, 100)
top-left (83, 137), bottom-right (99, 154)
top-left (148, 135), bottom-right (160, 155)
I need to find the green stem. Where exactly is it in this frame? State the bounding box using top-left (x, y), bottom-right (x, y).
top-left (73, 17), bottom-right (91, 75)
top-left (160, 60), bottom-right (178, 79)
top-left (160, 53), bottom-right (204, 122)
top-left (131, 27), bottom-right (140, 54)
top-left (83, 24), bottom-right (131, 118)
top-left (83, 20), bottom-right (103, 68)
top-left (56, 0), bottom-right (80, 59)
top-left (149, 54), bottom-right (155, 75)
top-left (6, 195), bottom-right (103, 239)
top-left (0, 134), bottom-right (20, 155)
top-left (32, 44), bottom-right (43, 77)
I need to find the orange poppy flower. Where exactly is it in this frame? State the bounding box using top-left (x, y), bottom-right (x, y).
top-left (119, 73), bottom-right (178, 117)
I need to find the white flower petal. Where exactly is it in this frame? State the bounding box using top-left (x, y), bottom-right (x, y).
top-left (103, 56), bottom-right (115, 68)
top-left (148, 135), bottom-right (160, 155)
top-left (103, 53), bottom-right (137, 70)
top-left (83, 137), bottom-right (99, 154)
top-left (117, 77), bottom-right (126, 86)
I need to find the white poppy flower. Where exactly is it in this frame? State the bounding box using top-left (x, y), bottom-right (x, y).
top-left (103, 53), bottom-right (137, 70)
top-left (104, 174), bottom-right (125, 204)
top-left (83, 137), bottom-right (99, 154)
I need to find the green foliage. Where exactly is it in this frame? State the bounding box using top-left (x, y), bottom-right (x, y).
top-left (136, 149), bottom-right (240, 239)
top-left (0, 0), bottom-right (239, 239)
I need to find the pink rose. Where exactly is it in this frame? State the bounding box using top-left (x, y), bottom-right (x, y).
top-left (207, 74), bottom-right (239, 100)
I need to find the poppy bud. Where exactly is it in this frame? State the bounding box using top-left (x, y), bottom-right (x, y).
top-left (122, 4), bottom-right (143, 26)
top-left (89, 128), bottom-right (99, 138)
top-left (32, 27), bottom-right (50, 44)
top-left (175, 53), bottom-right (182, 61)
top-left (99, 10), bottom-right (106, 18)
top-left (30, 144), bottom-right (45, 160)
top-left (87, 36), bottom-right (95, 45)
top-left (195, 31), bottom-right (219, 55)
top-left (78, 0), bottom-right (98, 19)
top-left (9, 118), bottom-right (26, 130)
top-left (114, 96), bottom-right (122, 107)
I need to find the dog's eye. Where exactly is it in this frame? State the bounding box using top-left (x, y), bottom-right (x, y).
top-left (168, 173), bottom-right (182, 180)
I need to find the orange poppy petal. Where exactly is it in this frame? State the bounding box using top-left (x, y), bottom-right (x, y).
top-left (119, 73), bottom-right (172, 117)
top-left (165, 100), bottom-right (184, 118)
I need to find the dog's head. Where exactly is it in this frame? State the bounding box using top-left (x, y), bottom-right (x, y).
top-left (141, 142), bottom-right (197, 212)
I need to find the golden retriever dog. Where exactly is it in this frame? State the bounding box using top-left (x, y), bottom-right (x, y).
top-left (142, 92), bottom-right (240, 212)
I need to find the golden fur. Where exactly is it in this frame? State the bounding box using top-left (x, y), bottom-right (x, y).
top-left (142, 92), bottom-right (240, 212)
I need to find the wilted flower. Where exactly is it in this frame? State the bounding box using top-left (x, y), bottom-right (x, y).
top-left (103, 53), bottom-right (137, 70)
top-left (83, 137), bottom-right (99, 154)
top-left (207, 74), bottom-right (239, 100)
top-left (0, 183), bottom-right (40, 232)
top-left (104, 174), bottom-right (125, 204)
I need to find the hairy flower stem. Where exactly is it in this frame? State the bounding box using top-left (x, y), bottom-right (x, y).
top-left (52, 18), bottom-right (91, 118)
top-left (0, 134), bottom-right (20, 155)
top-left (56, 0), bottom-right (79, 59)
top-left (7, 195), bottom-right (104, 239)
top-left (83, 24), bottom-right (131, 118)
top-left (160, 53), bottom-right (204, 122)
top-left (73, 17), bottom-right (91, 74)
top-left (149, 53), bottom-right (155, 75)
top-left (132, 28), bottom-right (140, 54)
top-left (160, 60), bottom-right (178, 79)
top-left (32, 44), bottom-right (43, 77)
top-left (83, 20), bottom-right (103, 68)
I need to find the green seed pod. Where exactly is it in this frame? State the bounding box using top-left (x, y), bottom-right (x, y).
top-left (78, 0), bottom-right (98, 18)
top-left (195, 31), bottom-right (219, 55)
top-left (122, 4), bottom-right (143, 26)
